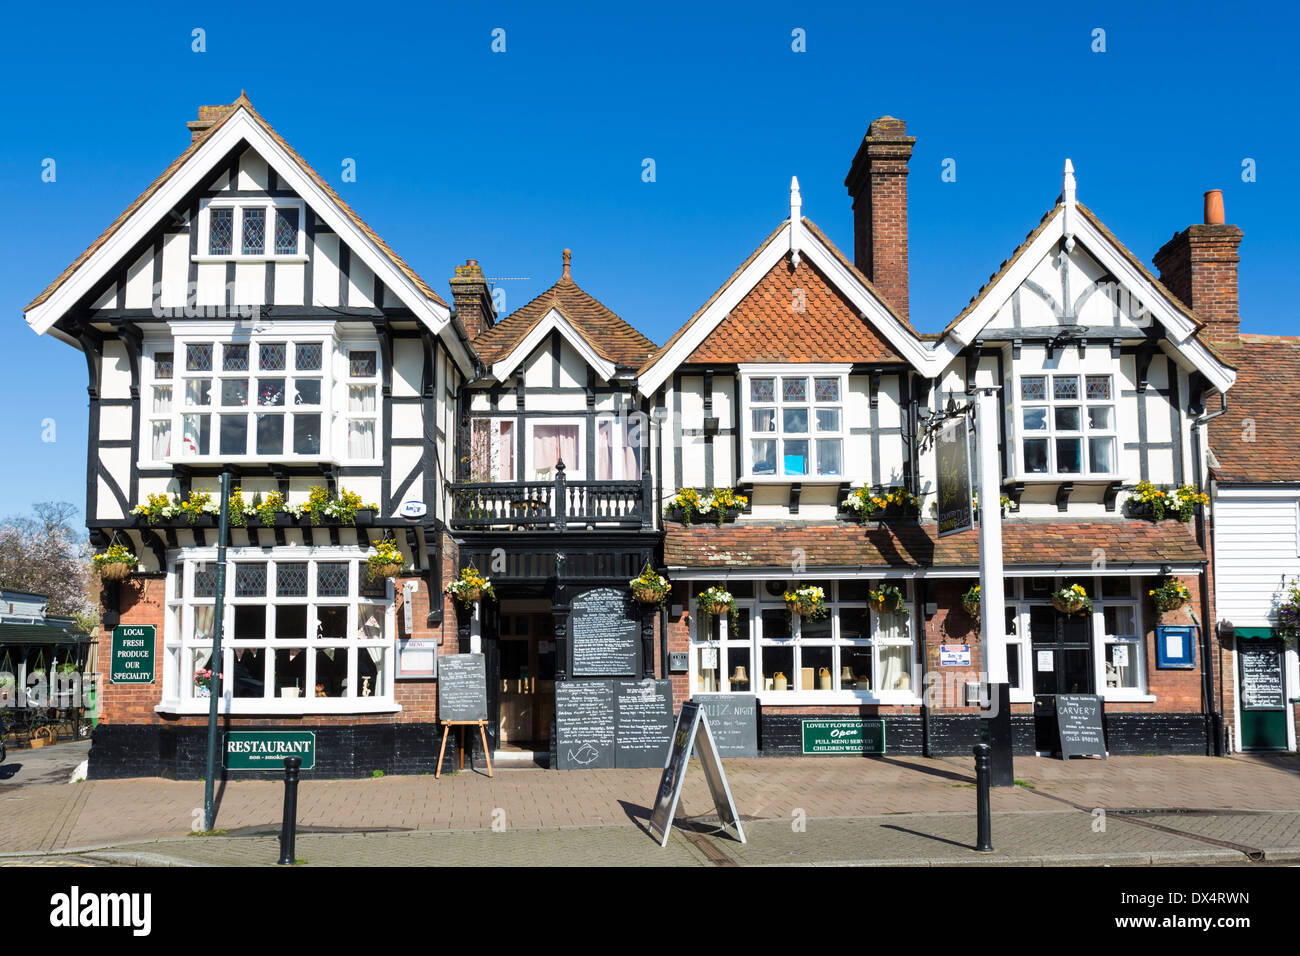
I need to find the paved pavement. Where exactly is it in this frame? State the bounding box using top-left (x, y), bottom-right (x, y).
top-left (0, 752), bottom-right (1296, 866)
top-left (0, 740), bottom-right (89, 786)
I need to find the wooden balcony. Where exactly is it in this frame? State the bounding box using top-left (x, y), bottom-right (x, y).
top-left (449, 462), bottom-right (654, 532)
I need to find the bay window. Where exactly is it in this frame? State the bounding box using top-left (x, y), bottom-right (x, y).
top-left (1018, 372), bottom-right (1117, 477)
top-left (345, 348), bottom-right (379, 460)
top-left (742, 367), bottom-right (846, 479)
top-left (164, 551), bottom-right (394, 713)
top-left (690, 579), bottom-right (917, 697)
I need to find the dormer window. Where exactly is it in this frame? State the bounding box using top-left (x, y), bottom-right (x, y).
top-left (1018, 372), bottom-right (1117, 476)
top-left (198, 199), bottom-right (306, 261)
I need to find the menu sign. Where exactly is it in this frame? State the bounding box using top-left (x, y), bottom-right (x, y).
top-left (1055, 694), bottom-right (1107, 759)
top-left (614, 680), bottom-right (674, 769)
top-left (648, 703), bottom-right (745, 848)
top-left (437, 653), bottom-right (488, 722)
top-left (571, 588), bottom-right (640, 676)
top-left (1240, 643), bottom-right (1285, 710)
top-left (555, 680), bottom-right (617, 770)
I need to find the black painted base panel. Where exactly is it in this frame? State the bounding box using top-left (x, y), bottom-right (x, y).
top-left (88, 711), bottom-right (1213, 778)
top-left (756, 712), bottom-right (1211, 757)
top-left (88, 723), bottom-right (472, 781)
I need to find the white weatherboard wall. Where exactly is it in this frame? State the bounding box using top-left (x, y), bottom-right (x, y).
top-left (1214, 491), bottom-right (1300, 627)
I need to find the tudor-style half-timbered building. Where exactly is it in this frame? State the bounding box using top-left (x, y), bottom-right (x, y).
top-left (646, 116), bottom-right (1238, 758)
top-left (447, 252), bottom-right (661, 760)
top-left (25, 98), bottom-right (475, 777)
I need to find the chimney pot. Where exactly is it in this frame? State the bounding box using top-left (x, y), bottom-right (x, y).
top-left (1203, 189), bottom-right (1225, 225)
top-left (562, 249), bottom-right (572, 281)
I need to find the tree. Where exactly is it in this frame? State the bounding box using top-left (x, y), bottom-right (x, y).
top-left (0, 502), bottom-right (94, 622)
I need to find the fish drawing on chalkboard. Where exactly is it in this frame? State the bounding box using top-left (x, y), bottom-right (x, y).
top-left (569, 743), bottom-right (601, 766)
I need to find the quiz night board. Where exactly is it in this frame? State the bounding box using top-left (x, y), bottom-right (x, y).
top-left (437, 653), bottom-right (488, 722)
top-left (570, 587), bottom-right (640, 676)
top-left (691, 694), bottom-right (758, 757)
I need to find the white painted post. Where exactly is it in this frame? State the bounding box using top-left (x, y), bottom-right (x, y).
top-left (976, 388), bottom-right (1008, 683)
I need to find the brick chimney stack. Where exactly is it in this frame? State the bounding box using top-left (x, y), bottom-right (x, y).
top-left (1152, 189), bottom-right (1243, 349)
top-left (844, 116), bottom-right (916, 321)
top-left (187, 104), bottom-right (237, 144)
top-left (449, 259), bottom-right (496, 340)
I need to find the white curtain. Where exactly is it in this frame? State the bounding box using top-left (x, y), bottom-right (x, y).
top-left (532, 425), bottom-right (578, 476)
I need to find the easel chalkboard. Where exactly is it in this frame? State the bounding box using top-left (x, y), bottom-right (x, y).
top-left (438, 653), bottom-right (488, 722)
top-left (648, 702), bottom-right (745, 847)
top-left (436, 721), bottom-right (493, 778)
top-left (1055, 694), bottom-right (1106, 759)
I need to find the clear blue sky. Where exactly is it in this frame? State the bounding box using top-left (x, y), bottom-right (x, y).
top-left (2, 1), bottom-right (1297, 521)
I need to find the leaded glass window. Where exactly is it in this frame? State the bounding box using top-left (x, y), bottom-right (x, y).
top-left (276, 562), bottom-right (308, 597)
top-left (745, 371), bottom-right (846, 479)
top-left (186, 344), bottom-right (213, 372)
top-left (1019, 372), bottom-right (1116, 476)
top-left (260, 344), bottom-right (287, 371)
top-left (155, 352), bottom-right (174, 379)
top-left (295, 343), bottom-right (322, 371)
top-left (349, 351), bottom-right (376, 378)
top-left (317, 562), bottom-right (349, 597)
top-left (750, 378), bottom-right (775, 402)
top-left (223, 343), bottom-right (249, 372)
top-left (274, 208), bottom-right (299, 255)
top-left (209, 208), bottom-right (233, 255)
top-left (193, 562), bottom-right (219, 598)
top-left (241, 208), bottom-right (265, 255)
top-left (235, 563), bottom-right (267, 598)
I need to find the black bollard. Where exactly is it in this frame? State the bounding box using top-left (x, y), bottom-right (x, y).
top-left (277, 756), bottom-right (303, 865)
top-left (973, 743), bottom-right (993, 852)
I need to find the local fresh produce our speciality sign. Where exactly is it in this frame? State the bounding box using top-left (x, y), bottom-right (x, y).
top-left (109, 625), bottom-right (155, 683)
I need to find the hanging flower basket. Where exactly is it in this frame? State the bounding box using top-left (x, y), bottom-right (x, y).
top-left (784, 585), bottom-right (828, 619)
top-left (93, 544), bottom-right (137, 582)
top-left (1149, 577), bottom-right (1192, 617)
top-left (446, 566), bottom-right (496, 607)
top-left (367, 538), bottom-right (406, 582)
top-left (629, 563), bottom-right (670, 605)
top-left (962, 584), bottom-right (981, 619)
top-left (696, 586), bottom-right (735, 623)
top-left (869, 584), bottom-right (908, 617)
top-left (1052, 583), bottom-right (1092, 616)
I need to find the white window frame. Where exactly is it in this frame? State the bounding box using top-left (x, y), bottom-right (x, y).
top-left (688, 579), bottom-right (920, 704)
top-left (143, 332), bottom-right (345, 465)
top-left (469, 417), bottom-right (517, 482)
top-left (739, 365), bottom-right (851, 483)
top-left (524, 417), bottom-right (586, 481)
top-left (194, 198), bottom-right (309, 263)
top-left (1014, 369), bottom-right (1119, 479)
top-left (594, 413), bottom-right (644, 482)
top-left (1008, 576), bottom-right (1152, 702)
top-left (159, 547), bottom-right (397, 716)
top-left (145, 348), bottom-right (175, 461)
top-left (340, 344), bottom-right (382, 464)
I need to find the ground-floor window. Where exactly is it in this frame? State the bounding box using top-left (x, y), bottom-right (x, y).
top-left (690, 579), bottom-right (916, 698)
top-left (162, 548), bottom-right (394, 713)
top-left (1003, 575), bottom-right (1146, 699)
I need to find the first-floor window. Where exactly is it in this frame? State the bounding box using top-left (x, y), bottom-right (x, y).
top-left (529, 422), bottom-right (581, 479)
top-left (164, 551), bottom-right (393, 711)
top-left (470, 418), bottom-right (516, 481)
top-left (690, 579), bottom-right (916, 695)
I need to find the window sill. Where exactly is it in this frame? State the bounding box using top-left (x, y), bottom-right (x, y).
top-left (744, 691), bottom-right (924, 706)
top-left (1100, 692), bottom-right (1157, 703)
top-left (157, 698), bottom-right (401, 716)
top-left (741, 476), bottom-right (861, 485)
top-left (191, 255), bottom-right (310, 264)
top-left (162, 455), bottom-right (342, 467)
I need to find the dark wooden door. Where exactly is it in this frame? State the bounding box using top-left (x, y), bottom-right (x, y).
top-left (1031, 606), bottom-right (1095, 754)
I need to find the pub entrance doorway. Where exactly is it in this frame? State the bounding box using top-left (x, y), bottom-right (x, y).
top-left (490, 600), bottom-right (556, 754)
top-left (1029, 605), bottom-right (1095, 754)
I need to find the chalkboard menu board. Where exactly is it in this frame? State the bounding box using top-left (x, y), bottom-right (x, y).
top-left (571, 588), bottom-right (640, 676)
top-left (1056, 694), bottom-right (1106, 759)
top-left (555, 680), bottom-right (616, 769)
top-left (437, 653), bottom-right (488, 722)
top-left (555, 678), bottom-right (675, 769)
top-left (691, 694), bottom-right (758, 757)
top-left (614, 680), bottom-right (675, 769)
top-left (1240, 643), bottom-right (1285, 710)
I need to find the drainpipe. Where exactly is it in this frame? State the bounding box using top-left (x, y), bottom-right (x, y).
top-left (1192, 392), bottom-right (1228, 756)
top-left (917, 577), bottom-right (931, 757)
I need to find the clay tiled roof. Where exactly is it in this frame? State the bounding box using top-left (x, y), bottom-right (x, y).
top-left (664, 520), bottom-right (1206, 570)
top-left (1208, 334), bottom-right (1300, 483)
top-left (26, 95), bottom-right (447, 313)
top-left (471, 274), bottom-right (657, 369)
top-left (640, 217), bottom-right (917, 374)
